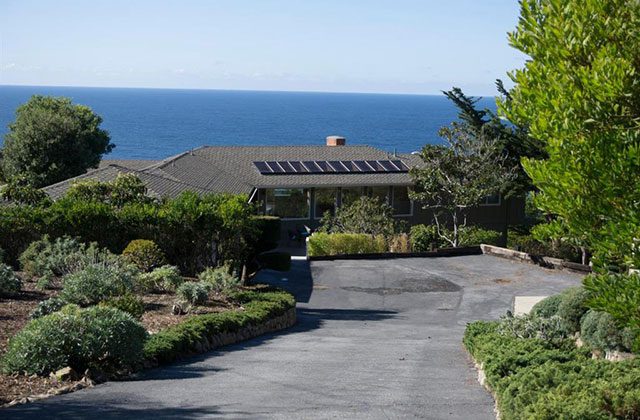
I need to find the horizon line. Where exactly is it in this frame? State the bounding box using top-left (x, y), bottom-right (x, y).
top-left (0, 83), bottom-right (499, 99)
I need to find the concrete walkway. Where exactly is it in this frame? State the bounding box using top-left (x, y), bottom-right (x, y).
top-left (4, 255), bottom-right (583, 419)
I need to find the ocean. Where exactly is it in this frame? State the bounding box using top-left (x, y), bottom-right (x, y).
top-left (0, 85), bottom-right (497, 159)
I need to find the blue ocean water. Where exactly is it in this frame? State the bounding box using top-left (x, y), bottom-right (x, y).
top-left (0, 85), bottom-right (496, 159)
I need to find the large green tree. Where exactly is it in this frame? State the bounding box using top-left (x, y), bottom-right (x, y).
top-left (1, 96), bottom-right (113, 188)
top-left (502, 0), bottom-right (640, 270)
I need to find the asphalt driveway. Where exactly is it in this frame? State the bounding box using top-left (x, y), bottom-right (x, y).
top-left (4, 255), bottom-right (583, 419)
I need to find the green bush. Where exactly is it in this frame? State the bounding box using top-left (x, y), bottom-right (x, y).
top-left (318, 196), bottom-right (399, 237)
top-left (0, 247), bottom-right (5, 263)
top-left (144, 287), bottom-right (295, 364)
top-left (30, 297), bottom-right (66, 319)
top-left (580, 310), bottom-right (636, 353)
top-left (99, 294), bottom-right (145, 319)
top-left (60, 263), bottom-right (136, 306)
top-left (122, 239), bottom-right (166, 272)
top-left (197, 267), bottom-right (240, 294)
top-left (137, 265), bottom-right (183, 293)
top-left (2, 305), bottom-right (147, 375)
top-left (176, 281), bottom-right (211, 305)
top-left (584, 272), bottom-right (640, 333)
top-left (556, 287), bottom-right (590, 335)
top-left (530, 293), bottom-right (564, 318)
top-left (457, 226), bottom-right (501, 246)
top-left (410, 224), bottom-right (447, 251)
top-left (307, 232), bottom-right (387, 257)
top-left (257, 252), bottom-right (291, 272)
top-left (0, 263), bottom-right (21, 295)
top-left (507, 228), bottom-right (581, 262)
top-left (463, 320), bottom-right (640, 419)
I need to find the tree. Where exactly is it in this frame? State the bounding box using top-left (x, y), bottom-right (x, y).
top-left (0, 175), bottom-right (51, 206)
top-left (501, 0), bottom-right (640, 270)
top-left (1, 96), bottom-right (113, 188)
top-left (410, 121), bottom-right (515, 247)
top-left (65, 173), bottom-right (152, 207)
top-left (318, 196), bottom-right (399, 237)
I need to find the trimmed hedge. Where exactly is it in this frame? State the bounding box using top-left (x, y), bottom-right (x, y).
top-left (464, 320), bottom-right (640, 419)
top-left (307, 233), bottom-right (387, 257)
top-left (144, 287), bottom-right (295, 365)
top-left (122, 239), bottom-right (166, 272)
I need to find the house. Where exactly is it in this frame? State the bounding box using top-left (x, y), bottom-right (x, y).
top-left (43, 136), bottom-right (524, 238)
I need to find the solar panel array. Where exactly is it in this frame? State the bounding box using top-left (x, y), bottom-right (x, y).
top-left (253, 160), bottom-right (409, 175)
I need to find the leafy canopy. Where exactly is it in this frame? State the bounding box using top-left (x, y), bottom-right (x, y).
top-left (501, 0), bottom-right (640, 270)
top-left (1, 95), bottom-right (113, 188)
top-left (318, 196), bottom-right (399, 237)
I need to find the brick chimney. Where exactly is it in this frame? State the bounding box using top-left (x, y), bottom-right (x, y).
top-left (326, 135), bottom-right (346, 146)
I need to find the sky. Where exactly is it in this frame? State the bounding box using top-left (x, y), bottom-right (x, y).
top-left (0, 0), bottom-right (527, 95)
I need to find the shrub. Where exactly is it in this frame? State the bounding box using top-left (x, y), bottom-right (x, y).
top-left (388, 233), bottom-right (411, 253)
top-left (0, 263), bottom-right (21, 295)
top-left (144, 287), bottom-right (295, 364)
top-left (307, 232), bottom-right (387, 257)
top-left (137, 265), bottom-right (183, 293)
top-left (19, 235), bottom-right (83, 278)
top-left (176, 281), bottom-right (211, 305)
top-left (530, 293), bottom-right (564, 318)
top-left (507, 228), bottom-right (581, 262)
top-left (99, 294), bottom-right (145, 319)
top-left (60, 263), bottom-right (136, 306)
top-left (122, 239), bottom-right (166, 272)
top-left (457, 226), bottom-right (501, 246)
top-left (580, 310), bottom-right (636, 353)
top-left (410, 224), bottom-right (446, 251)
top-left (2, 305), bottom-right (147, 375)
top-left (556, 287), bottom-right (590, 335)
top-left (256, 252), bottom-right (291, 272)
top-left (0, 247), bottom-right (4, 263)
top-left (30, 297), bottom-right (66, 319)
top-left (318, 196), bottom-right (399, 237)
top-left (497, 313), bottom-right (568, 344)
top-left (584, 272), bottom-right (640, 333)
top-left (198, 267), bottom-right (240, 294)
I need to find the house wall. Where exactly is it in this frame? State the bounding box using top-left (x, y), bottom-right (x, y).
top-left (254, 187), bottom-right (525, 244)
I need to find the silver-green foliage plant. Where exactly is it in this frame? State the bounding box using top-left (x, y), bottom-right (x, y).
top-left (2, 305), bottom-right (147, 375)
top-left (176, 281), bottom-right (211, 305)
top-left (60, 263), bottom-right (137, 306)
top-left (0, 263), bottom-right (21, 295)
top-left (580, 310), bottom-right (636, 353)
top-left (197, 267), bottom-right (240, 295)
top-left (137, 265), bottom-right (183, 293)
top-left (19, 235), bottom-right (124, 288)
top-left (30, 297), bottom-right (66, 319)
top-left (497, 312), bottom-right (567, 344)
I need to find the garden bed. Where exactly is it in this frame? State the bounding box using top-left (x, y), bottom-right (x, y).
top-left (0, 274), bottom-right (295, 407)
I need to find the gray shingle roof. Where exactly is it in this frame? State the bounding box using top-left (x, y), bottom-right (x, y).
top-left (43, 145), bottom-right (422, 199)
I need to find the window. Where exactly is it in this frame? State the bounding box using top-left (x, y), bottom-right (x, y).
top-left (265, 188), bottom-right (309, 219)
top-left (480, 193), bottom-right (501, 206)
top-left (314, 188), bottom-right (338, 219)
top-left (365, 186), bottom-right (389, 204)
top-left (392, 186), bottom-right (412, 216)
top-left (340, 187), bottom-right (364, 207)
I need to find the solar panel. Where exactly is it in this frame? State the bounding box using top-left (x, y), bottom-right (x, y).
top-left (253, 161), bottom-right (272, 174)
top-left (288, 161), bottom-right (308, 173)
top-left (255, 160), bottom-right (409, 175)
top-left (302, 161), bottom-right (322, 173)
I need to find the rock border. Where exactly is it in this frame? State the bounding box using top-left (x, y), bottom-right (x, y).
top-left (480, 244), bottom-right (591, 273)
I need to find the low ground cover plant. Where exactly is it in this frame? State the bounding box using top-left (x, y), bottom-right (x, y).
top-left (2, 305), bottom-right (147, 376)
top-left (176, 281), bottom-right (212, 305)
top-left (0, 263), bottom-right (22, 295)
top-left (144, 287), bottom-right (295, 364)
top-left (99, 294), bottom-right (146, 319)
top-left (60, 263), bottom-right (137, 306)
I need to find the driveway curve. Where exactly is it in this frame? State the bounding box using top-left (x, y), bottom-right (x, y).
top-left (4, 255), bottom-right (583, 419)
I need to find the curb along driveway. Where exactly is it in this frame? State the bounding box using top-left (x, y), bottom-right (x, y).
top-left (4, 255), bottom-right (583, 419)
